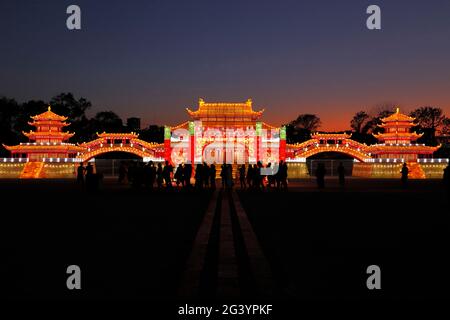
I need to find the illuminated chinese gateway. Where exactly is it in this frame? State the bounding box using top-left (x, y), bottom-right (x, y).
top-left (165, 98), bottom-right (286, 165)
top-left (0, 103), bottom-right (447, 179)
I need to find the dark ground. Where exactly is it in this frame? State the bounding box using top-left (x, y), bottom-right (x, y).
top-left (239, 178), bottom-right (450, 300)
top-left (0, 179), bottom-right (211, 300)
top-left (1, 177), bottom-right (449, 303)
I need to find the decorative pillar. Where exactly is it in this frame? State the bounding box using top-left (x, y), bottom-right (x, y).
top-left (189, 121), bottom-right (195, 164)
top-left (256, 122), bottom-right (262, 163)
top-left (164, 126), bottom-right (171, 162)
top-left (279, 125), bottom-right (286, 161)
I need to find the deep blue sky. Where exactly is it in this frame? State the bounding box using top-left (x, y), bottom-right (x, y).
top-left (1, 0), bottom-right (450, 130)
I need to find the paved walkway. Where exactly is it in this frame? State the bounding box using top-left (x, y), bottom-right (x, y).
top-left (178, 188), bottom-right (274, 299)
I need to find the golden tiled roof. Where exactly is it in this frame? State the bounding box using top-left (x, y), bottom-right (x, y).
top-left (380, 107), bottom-right (415, 123)
top-left (2, 143), bottom-right (84, 152)
top-left (373, 131), bottom-right (423, 139)
top-left (312, 133), bottom-right (352, 139)
top-left (367, 144), bottom-right (439, 153)
top-left (23, 131), bottom-right (74, 140)
top-left (30, 106), bottom-right (68, 121)
top-left (186, 98), bottom-right (264, 121)
top-left (28, 121), bottom-right (70, 127)
top-left (97, 132), bottom-right (139, 139)
top-left (374, 108), bottom-right (422, 142)
top-left (170, 121), bottom-right (189, 130)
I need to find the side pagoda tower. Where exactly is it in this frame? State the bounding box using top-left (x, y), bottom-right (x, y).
top-left (367, 107), bottom-right (439, 161)
top-left (3, 106), bottom-right (84, 161)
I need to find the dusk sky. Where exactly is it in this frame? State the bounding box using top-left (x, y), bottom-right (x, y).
top-left (1, 0), bottom-right (450, 130)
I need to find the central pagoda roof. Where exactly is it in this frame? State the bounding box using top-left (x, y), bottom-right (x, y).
top-left (186, 98), bottom-right (264, 122)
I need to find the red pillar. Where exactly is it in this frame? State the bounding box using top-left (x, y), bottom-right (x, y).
top-left (164, 126), bottom-right (171, 163)
top-left (279, 126), bottom-right (286, 161)
top-left (256, 122), bottom-right (262, 163)
top-left (189, 121), bottom-right (195, 164)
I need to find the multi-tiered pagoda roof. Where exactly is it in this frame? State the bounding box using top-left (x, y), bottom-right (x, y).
top-left (3, 106), bottom-right (84, 160)
top-left (368, 107), bottom-right (438, 160)
top-left (373, 107), bottom-right (423, 143)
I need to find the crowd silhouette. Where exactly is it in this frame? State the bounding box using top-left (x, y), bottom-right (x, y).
top-left (77, 160), bottom-right (450, 192)
top-left (77, 162), bottom-right (103, 192)
top-left (77, 160), bottom-right (290, 192)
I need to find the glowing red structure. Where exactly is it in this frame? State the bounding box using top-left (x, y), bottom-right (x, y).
top-left (166, 98), bottom-right (285, 165)
top-left (1, 104), bottom-right (445, 179)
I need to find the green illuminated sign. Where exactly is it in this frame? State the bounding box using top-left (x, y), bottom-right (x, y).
top-left (256, 122), bottom-right (262, 136)
top-left (189, 122), bottom-right (195, 135)
top-left (164, 126), bottom-right (171, 139)
top-left (280, 126), bottom-right (286, 140)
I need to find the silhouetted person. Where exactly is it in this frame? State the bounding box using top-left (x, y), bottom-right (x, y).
top-left (254, 161), bottom-right (263, 190)
top-left (245, 163), bottom-right (252, 189)
top-left (210, 164), bottom-right (216, 189)
top-left (85, 162), bottom-right (95, 192)
top-left (401, 163), bottom-right (409, 188)
top-left (184, 164), bottom-right (192, 188)
top-left (338, 162), bottom-right (345, 187)
top-left (149, 161), bottom-right (156, 189)
top-left (156, 163), bottom-right (163, 189)
top-left (279, 160), bottom-right (288, 191)
top-left (143, 162), bottom-right (152, 188)
top-left (77, 163), bottom-right (85, 187)
top-left (220, 164), bottom-right (227, 188)
top-left (226, 164), bottom-right (233, 188)
top-left (174, 164), bottom-right (184, 188)
top-left (252, 163), bottom-right (260, 190)
top-left (203, 162), bottom-right (210, 188)
top-left (275, 163), bottom-right (281, 189)
top-left (239, 164), bottom-right (246, 189)
top-left (315, 163), bottom-right (326, 189)
top-left (195, 164), bottom-right (203, 189)
top-left (163, 160), bottom-right (173, 189)
top-left (267, 163), bottom-right (276, 188)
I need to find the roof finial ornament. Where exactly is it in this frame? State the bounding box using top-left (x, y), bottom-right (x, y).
top-left (48, 105), bottom-right (52, 111)
top-left (396, 107), bottom-right (400, 113)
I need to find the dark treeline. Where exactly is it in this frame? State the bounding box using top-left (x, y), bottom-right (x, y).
top-left (0, 93), bottom-right (164, 156)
